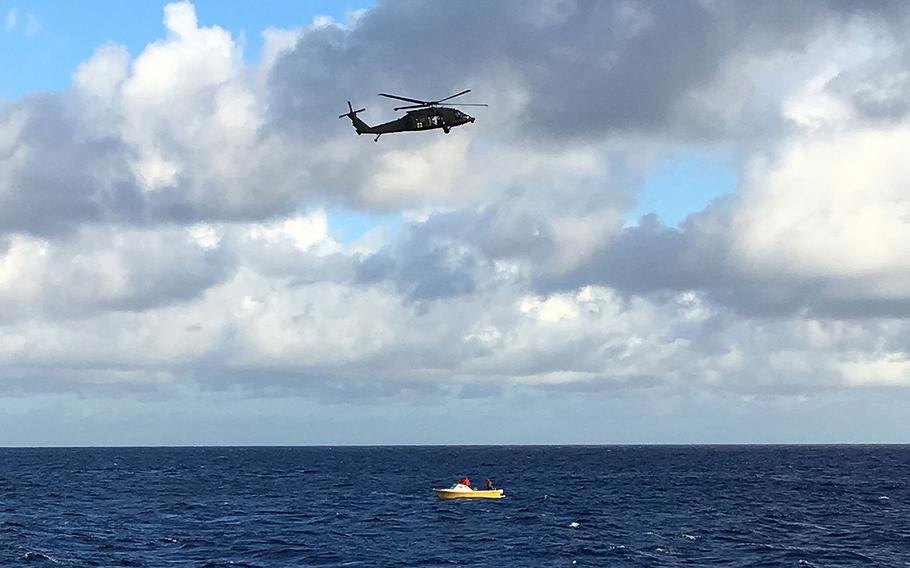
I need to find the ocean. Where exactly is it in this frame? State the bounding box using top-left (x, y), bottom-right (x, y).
top-left (1, 445), bottom-right (908, 566)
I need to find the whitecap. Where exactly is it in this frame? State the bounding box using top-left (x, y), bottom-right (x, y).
top-left (23, 551), bottom-right (60, 564)
top-left (569, 521), bottom-right (580, 528)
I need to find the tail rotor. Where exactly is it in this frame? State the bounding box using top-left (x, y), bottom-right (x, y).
top-left (339, 101), bottom-right (366, 119)
top-left (338, 101), bottom-right (372, 136)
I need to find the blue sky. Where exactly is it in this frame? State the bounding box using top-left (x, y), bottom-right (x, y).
top-left (0, 1), bottom-right (369, 97)
top-left (2, 1), bottom-right (909, 446)
top-left (632, 148), bottom-right (738, 227)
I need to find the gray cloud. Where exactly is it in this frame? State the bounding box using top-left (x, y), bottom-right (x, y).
top-left (829, 59), bottom-right (910, 122)
top-left (0, 225), bottom-right (234, 321)
top-left (0, 95), bottom-right (137, 236)
top-left (269, 0), bottom-right (908, 140)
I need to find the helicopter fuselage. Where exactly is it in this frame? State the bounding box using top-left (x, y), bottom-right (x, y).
top-left (340, 90), bottom-right (484, 141)
top-left (360, 107), bottom-right (475, 135)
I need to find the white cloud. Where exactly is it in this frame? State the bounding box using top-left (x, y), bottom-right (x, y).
top-left (0, 226), bottom-right (230, 321)
top-left (730, 124), bottom-right (910, 283)
top-left (120, 2), bottom-right (245, 192)
top-left (783, 64), bottom-right (852, 129)
top-left (840, 354), bottom-right (910, 387)
top-left (163, 1), bottom-right (197, 37)
top-left (259, 27), bottom-right (303, 81)
top-left (74, 43), bottom-right (130, 106)
top-left (247, 211), bottom-right (338, 255)
top-left (520, 292), bottom-right (581, 323)
top-left (4, 9), bottom-right (15, 31)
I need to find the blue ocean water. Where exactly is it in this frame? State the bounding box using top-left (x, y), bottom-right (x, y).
top-left (1, 446), bottom-right (908, 566)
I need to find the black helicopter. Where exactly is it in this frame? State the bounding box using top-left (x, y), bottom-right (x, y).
top-left (339, 89), bottom-right (487, 141)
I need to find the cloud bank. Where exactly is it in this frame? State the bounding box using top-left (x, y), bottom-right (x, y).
top-left (3, 0), bottom-right (910, 423)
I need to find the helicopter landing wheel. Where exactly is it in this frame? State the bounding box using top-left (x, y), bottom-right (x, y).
top-left (443, 126), bottom-right (450, 134)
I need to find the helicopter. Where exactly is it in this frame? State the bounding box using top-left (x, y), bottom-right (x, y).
top-left (339, 89), bottom-right (487, 141)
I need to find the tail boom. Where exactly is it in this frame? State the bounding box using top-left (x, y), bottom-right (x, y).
top-left (339, 101), bottom-right (374, 134)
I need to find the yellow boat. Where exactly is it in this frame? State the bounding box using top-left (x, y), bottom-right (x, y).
top-left (434, 483), bottom-right (505, 500)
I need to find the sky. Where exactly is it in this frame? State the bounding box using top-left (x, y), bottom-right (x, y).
top-left (2, 1), bottom-right (910, 446)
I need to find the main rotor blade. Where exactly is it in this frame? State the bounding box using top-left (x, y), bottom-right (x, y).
top-left (437, 89), bottom-right (471, 103)
top-left (393, 103), bottom-right (430, 111)
top-left (378, 93), bottom-right (429, 105)
top-left (394, 102), bottom-right (488, 111)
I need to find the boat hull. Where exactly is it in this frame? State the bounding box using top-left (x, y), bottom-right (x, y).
top-left (434, 488), bottom-right (504, 500)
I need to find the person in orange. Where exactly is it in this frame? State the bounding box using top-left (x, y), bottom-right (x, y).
top-left (459, 476), bottom-right (471, 487)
